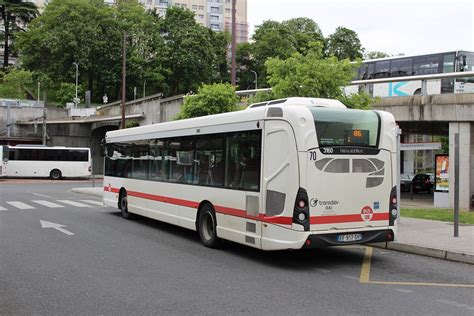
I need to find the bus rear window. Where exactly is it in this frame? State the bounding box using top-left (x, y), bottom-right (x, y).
top-left (310, 108), bottom-right (380, 147)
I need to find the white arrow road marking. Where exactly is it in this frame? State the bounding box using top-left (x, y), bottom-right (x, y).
top-left (56, 200), bottom-right (90, 207)
top-left (6, 201), bottom-right (35, 210)
top-left (40, 220), bottom-right (75, 236)
top-left (32, 200), bottom-right (64, 208)
top-left (0, 206), bottom-right (7, 211)
top-left (80, 200), bottom-right (105, 206)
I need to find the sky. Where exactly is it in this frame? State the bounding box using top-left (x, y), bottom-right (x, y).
top-left (247, 0), bottom-right (474, 56)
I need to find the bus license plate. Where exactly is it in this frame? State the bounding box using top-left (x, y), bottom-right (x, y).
top-left (337, 233), bottom-right (363, 242)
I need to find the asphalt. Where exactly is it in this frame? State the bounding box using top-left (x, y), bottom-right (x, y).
top-left (71, 186), bottom-right (474, 265)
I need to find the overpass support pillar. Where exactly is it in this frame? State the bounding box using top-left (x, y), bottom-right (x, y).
top-left (449, 122), bottom-right (473, 210)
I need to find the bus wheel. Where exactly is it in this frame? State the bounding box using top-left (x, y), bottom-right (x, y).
top-left (198, 204), bottom-right (220, 248)
top-left (50, 169), bottom-right (62, 180)
top-left (119, 190), bottom-right (134, 220)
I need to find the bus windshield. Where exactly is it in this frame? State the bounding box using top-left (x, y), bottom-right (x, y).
top-left (310, 108), bottom-right (380, 147)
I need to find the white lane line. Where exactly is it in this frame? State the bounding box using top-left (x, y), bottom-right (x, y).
top-left (6, 201), bottom-right (36, 210)
top-left (32, 193), bottom-right (55, 199)
top-left (32, 200), bottom-right (64, 208)
top-left (437, 299), bottom-right (474, 311)
top-left (343, 275), bottom-right (359, 280)
top-left (80, 200), bottom-right (105, 206)
top-left (0, 206), bottom-right (7, 211)
top-left (395, 288), bottom-right (413, 294)
top-left (56, 200), bottom-right (91, 208)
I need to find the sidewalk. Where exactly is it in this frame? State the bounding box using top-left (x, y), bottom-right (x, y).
top-left (70, 186), bottom-right (473, 264)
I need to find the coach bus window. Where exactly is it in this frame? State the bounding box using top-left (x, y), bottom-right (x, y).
top-left (390, 58), bottom-right (412, 77)
top-left (132, 143), bottom-right (149, 180)
top-left (149, 140), bottom-right (166, 181)
top-left (374, 61), bottom-right (390, 78)
top-left (413, 54), bottom-right (441, 75)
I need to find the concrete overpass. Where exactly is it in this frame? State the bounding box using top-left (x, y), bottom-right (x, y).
top-left (373, 93), bottom-right (474, 210)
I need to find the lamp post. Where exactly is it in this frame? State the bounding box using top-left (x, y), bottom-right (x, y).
top-left (250, 70), bottom-right (258, 89)
top-left (72, 62), bottom-right (79, 107)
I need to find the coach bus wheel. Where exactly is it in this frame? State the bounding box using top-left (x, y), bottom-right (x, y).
top-left (198, 204), bottom-right (220, 248)
top-left (119, 190), bottom-right (134, 220)
top-left (50, 169), bottom-right (62, 180)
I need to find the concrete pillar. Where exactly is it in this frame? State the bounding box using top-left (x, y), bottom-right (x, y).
top-left (449, 122), bottom-right (473, 210)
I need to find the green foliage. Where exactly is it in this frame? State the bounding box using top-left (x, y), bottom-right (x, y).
top-left (326, 26), bottom-right (364, 61)
top-left (243, 18), bottom-right (325, 89)
top-left (0, 68), bottom-right (33, 98)
top-left (125, 119), bottom-right (140, 128)
top-left (176, 83), bottom-right (239, 119)
top-left (339, 92), bottom-right (373, 109)
top-left (364, 51), bottom-right (391, 60)
top-left (55, 82), bottom-right (82, 107)
top-left (401, 208), bottom-right (474, 224)
top-left (266, 42), bottom-right (357, 100)
top-left (247, 91), bottom-right (275, 105)
top-left (160, 7), bottom-right (226, 95)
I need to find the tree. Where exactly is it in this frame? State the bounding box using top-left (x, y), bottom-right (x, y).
top-left (364, 51), bottom-right (391, 60)
top-left (326, 26), bottom-right (364, 61)
top-left (176, 83), bottom-right (239, 119)
top-left (0, 67), bottom-right (32, 98)
top-left (265, 42), bottom-right (372, 109)
top-left (0, 0), bottom-right (38, 70)
top-left (160, 7), bottom-right (223, 95)
top-left (248, 18), bottom-right (325, 88)
top-left (55, 82), bottom-right (83, 107)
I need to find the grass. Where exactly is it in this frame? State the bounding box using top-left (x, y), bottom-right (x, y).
top-left (401, 208), bottom-right (474, 224)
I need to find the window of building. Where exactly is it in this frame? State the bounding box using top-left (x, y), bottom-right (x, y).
top-left (198, 5), bottom-right (204, 10)
top-left (210, 24), bottom-right (220, 30)
top-left (210, 15), bottom-right (219, 21)
top-left (192, 5), bottom-right (197, 9)
top-left (210, 6), bottom-right (219, 13)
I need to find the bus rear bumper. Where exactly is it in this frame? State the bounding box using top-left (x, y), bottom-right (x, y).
top-left (301, 229), bottom-right (395, 249)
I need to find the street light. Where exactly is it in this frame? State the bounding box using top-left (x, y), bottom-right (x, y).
top-left (72, 62), bottom-right (79, 107)
top-left (250, 70), bottom-right (258, 89)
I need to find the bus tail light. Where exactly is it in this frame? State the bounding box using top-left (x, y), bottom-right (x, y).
top-left (389, 186), bottom-right (397, 226)
top-left (293, 188), bottom-right (310, 231)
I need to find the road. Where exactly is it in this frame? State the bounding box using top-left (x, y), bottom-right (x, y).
top-left (0, 180), bottom-right (473, 315)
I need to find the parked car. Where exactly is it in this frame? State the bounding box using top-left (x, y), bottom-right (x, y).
top-left (411, 173), bottom-right (434, 193)
top-left (400, 173), bottom-right (415, 192)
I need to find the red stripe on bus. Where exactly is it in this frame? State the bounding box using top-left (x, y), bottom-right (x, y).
top-left (310, 212), bottom-right (389, 224)
top-left (105, 186), bottom-right (388, 225)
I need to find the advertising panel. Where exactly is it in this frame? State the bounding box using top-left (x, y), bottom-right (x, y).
top-left (435, 155), bottom-right (449, 192)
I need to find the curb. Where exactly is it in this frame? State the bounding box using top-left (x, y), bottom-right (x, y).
top-left (368, 242), bottom-right (474, 265)
top-left (70, 187), bottom-right (103, 198)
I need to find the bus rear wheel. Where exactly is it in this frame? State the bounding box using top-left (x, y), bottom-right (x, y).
top-left (50, 169), bottom-right (62, 180)
top-left (198, 204), bottom-right (220, 248)
top-left (119, 190), bottom-right (134, 220)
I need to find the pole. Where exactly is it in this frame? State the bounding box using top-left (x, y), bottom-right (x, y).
top-left (73, 62), bottom-right (79, 107)
top-left (91, 157), bottom-right (95, 188)
top-left (143, 80), bottom-right (146, 98)
top-left (396, 127), bottom-right (402, 223)
top-left (6, 101), bottom-right (11, 138)
top-left (230, 0), bottom-right (237, 86)
top-left (121, 32), bottom-right (127, 129)
top-left (251, 70), bottom-right (258, 89)
top-left (454, 133), bottom-right (459, 237)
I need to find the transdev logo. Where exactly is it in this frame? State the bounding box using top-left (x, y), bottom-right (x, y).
top-left (361, 206), bottom-right (373, 221)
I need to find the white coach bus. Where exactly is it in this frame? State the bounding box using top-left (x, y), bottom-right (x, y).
top-left (103, 97), bottom-right (398, 250)
top-left (0, 145), bottom-right (8, 177)
top-left (7, 145), bottom-right (92, 179)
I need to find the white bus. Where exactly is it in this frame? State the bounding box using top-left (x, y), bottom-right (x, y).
top-left (0, 145), bottom-right (8, 177)
top-left (103, 97), bottom-right (398, 250)
top-left (346, 50), bottom-right (474, 97)
top-left (7, 145), bottom-right (92, 179)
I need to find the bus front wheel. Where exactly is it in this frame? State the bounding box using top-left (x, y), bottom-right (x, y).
top-left (198, 204), bottom-right (221, 248)
top-left (50, 169), bottom-right (62, 180)
top-left (119, 190), bottom-right (134, 220)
